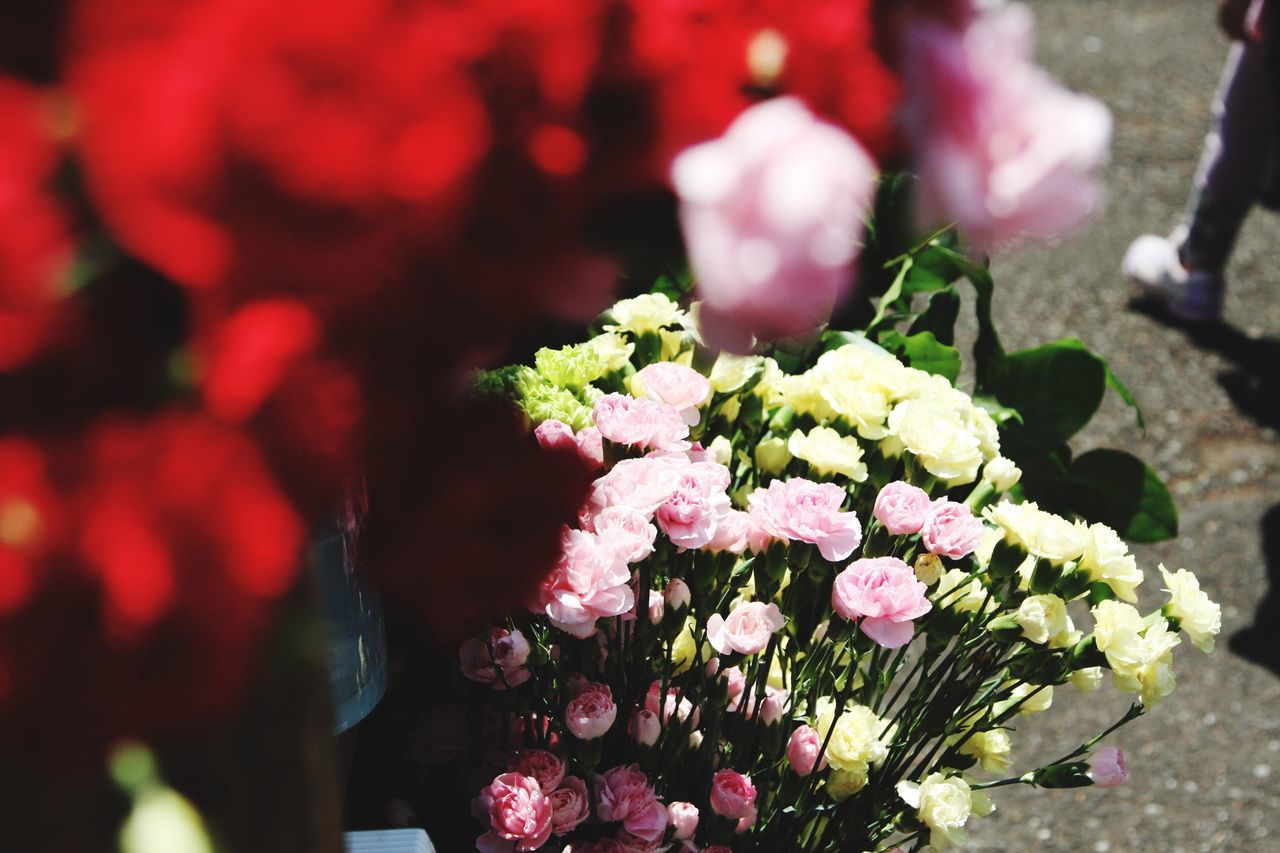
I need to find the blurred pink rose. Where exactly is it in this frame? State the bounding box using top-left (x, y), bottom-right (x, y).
top-left (1089, 747), bottom-right (1128, 788)
top-left (538, 528), bottom-right (635, 639)
top-left (901, 2), bottom-right (1111, 252)
top-left (459, 628), bottom-right (532, 690)
top-left (709, 769), bottom-right (757, 820)
top-left (476, 772), bottom-right (553, 853)
top-left (671, 97), bottom-right (877, 353)
top-left (514, 749), bottom-right (565, 794)
top-left (636, 363), bottom-right (711, 426)
top-left (748, 478), bottom-right (863, 562)
top-left (707, 601), bottom-right (785, 656)
top-left (548, 776), bottom-right (591, 836)
top-left (787, 724), bottom-right (828, 776)
top-left (832, 557), bottom-right (932, 648)
top-left (566, 682), bottom-right (618, 740)
top-left (667, 801), bottom-right (699, 840)
top-left (873, 481), bottom-right (932, 535)
top-left (921, 499), bottom-right (986, 558)
top-left (594, 393), bottom-right (691, 453)
top-left (595, 764), bottom-right (668, 842)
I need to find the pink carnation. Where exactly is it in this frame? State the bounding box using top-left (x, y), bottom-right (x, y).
top-left (534, 419), bottom-right (578, 453)
top-left (655, 463), bottom-right (733, 550)
top-left (593, 393), bottom-right (691, 453)
top-left (588, 456), bottom-right (685, 520)
top-left (748, 478), bottom-right (862, 562)
top-left (787, 724), bottom-right (828, 776)
top-left (921, 499), bottom-right (986, 559)
top-left (873, 481), bottom-right (932, 536)
top-left (575, 427), bottom-right (605, 467)
top-left (832, 557), bottom-right (932, 648)
top-left (705, 508), bottom-right (753, 555)
top-left (635, 363), bottom-right (712, 426)
top-left (538, 528), bottom-right (635, 639)
top-left (566, 682), bottom-right (618, 741)
top-left (901, 3), bottom-right (1111, 252)
top-left (476, 772), bottom-right (553, 853)
top-left (630, 708), bottom-right (661, 746)
top-left (707, 601), bottom-right (785, 657)
top-left (459, 628), bottom-right (532, 690)
top-left (709, 769), bottom-right (757, 821)
top-left (1089, 747), bottom-right (1128, 788)
top-left (671, 97), bottom-right (878, 353)
top-left (594, 764), bottom-right (668, 842)
top-left (645, 681), bottom-right (700, 728)
top-left (514, 749), bottom-right (565, 794)
top-left (595, 506), bottom-right (659, 564)
top-left (548, 776), bottom-right (591, 836)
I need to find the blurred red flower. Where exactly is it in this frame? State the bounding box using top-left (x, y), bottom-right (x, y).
top-left (0, 77), bottom-right (74, 371)
top-left (0, 411), bottom-right (304, 758)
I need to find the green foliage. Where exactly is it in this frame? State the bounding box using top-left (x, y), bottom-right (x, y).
top-left (1066, 449), bottom-right (1179, 542)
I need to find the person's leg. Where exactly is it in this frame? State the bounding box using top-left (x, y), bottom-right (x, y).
top-left (1126, 35), bottom-right (1276, 321)
top-left (1181, 38), bottom-right (1275, 271)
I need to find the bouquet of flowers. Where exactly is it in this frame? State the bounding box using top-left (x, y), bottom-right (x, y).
top-left (456, 267), bottom-right (1221, 852)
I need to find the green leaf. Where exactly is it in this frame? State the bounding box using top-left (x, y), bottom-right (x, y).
top-left (868, 257), bottom-right (913, 333)
top-left (1065, 449), bottom-right (1179, 542)
top-left (877, 330), bottom-right (961, 382)
top-left (990, 339), bottom-right (1107, 448)
top-left (1104, 363), bottom-right (1146, 433)
top-left (903, 332), bottom-right (962, 382)
top-left (930, 245), bottom-right (1006, 391)
top-left (907, 285), bottom-right (961, 345)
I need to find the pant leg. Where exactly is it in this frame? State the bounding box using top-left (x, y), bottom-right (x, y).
top-left (1182, 37), bottom-right (1276, 271)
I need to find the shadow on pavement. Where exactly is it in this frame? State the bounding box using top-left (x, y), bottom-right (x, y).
top-left (1129, 299), bottom-right (1280, 429)
top-left (1229, 503), bottom-right (1280, 677)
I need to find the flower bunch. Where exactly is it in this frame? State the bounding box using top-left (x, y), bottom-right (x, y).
top-left (452, 284), bottom-right (1219, 851)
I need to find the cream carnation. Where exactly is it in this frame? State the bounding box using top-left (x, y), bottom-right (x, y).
top-left (814, 700), bottom-right (890, 773)
top-left (1015, 594), bottom-right (1070, 645)
top-left (981, 456), bottom-right (1022, 492)
top-left (603, 293), bottom-right (687, 336)
top-left (897, 772), bottom-right (990, 850)
top-left (887, 398), bottom-right (984, 484)
top-left (788, 426), bottom-right (869, 481)
top-left (1079, 523), bottom-right (1144, 602)
top-left (957, 728), bottom-right (1012, 774)
top-left (1159, 565), bottom-right (1221, 653)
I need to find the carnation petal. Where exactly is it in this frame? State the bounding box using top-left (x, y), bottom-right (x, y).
top-left (861, 616), bottom-right (917, 649)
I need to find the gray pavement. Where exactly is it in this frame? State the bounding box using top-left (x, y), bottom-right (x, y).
top-left (961, 2), bottom-right (1280, 850)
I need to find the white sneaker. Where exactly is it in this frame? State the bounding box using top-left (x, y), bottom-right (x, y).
top-left (1122, 230), bottom-right (1224, 323)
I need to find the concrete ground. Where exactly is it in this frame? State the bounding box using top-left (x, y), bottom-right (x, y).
top-left (962, 1), bottom-right (1280, 850)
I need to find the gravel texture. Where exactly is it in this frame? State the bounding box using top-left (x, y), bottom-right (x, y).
top-left (958, 2), bottom-right (1280, 850)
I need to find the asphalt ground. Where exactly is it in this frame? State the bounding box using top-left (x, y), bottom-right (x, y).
top-left (957, 2), bottom-right (1280, 850)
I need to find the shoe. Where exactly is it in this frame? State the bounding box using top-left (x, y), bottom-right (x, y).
top-left (1122, 229), bottom-right (1224, 323)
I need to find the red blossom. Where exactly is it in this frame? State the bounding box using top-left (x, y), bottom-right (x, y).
top-left (0, 76), bottom-right (74, 370)
top-left (0, 411), bottom-right (304, 759)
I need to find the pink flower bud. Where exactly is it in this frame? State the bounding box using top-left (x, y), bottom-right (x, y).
top-left (630, 709), bottom-right (661, 747)
top-left (648, 590), bottom-right (665, 625)
top-left (667, 801), bottom-right (699, 840)
top-left (565, 683), bottom-right (617, 740)
top-left (665, 578), bottom-right (692, 610)
top-left (1089, 746), bottom-right (1128, 788)
top-left (786, 725), bottom-right (827, 776)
